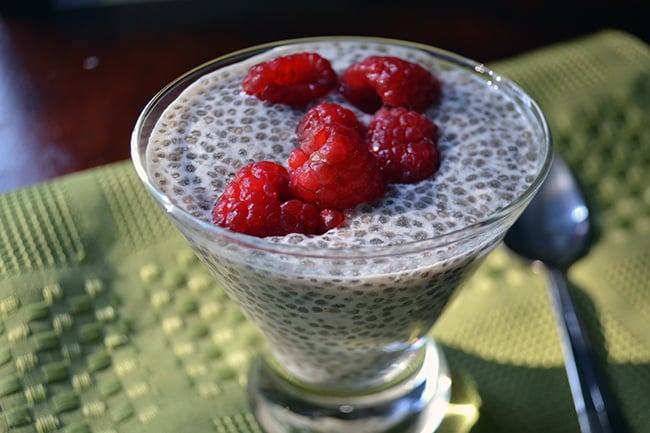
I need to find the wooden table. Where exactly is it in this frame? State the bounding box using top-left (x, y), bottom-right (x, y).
top-left (0, 1), bottom-right (647, 193)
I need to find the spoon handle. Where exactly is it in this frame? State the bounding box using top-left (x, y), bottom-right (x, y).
top-left (545, 266), bottom-right (629, 433)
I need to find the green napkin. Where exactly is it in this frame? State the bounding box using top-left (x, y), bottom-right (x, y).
top-left (1, 30), bottom-right (649, 433)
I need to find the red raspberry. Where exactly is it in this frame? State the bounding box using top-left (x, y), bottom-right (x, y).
top-left (242, 52), bottom-right (337, 106)
top-left (212, 161), bottom-right (344, 237)
top-left (289, 126), bottom-right (386, 210)
top-left (296, 103), bottom-right (364, 154)
top-left (279, 200), bottom-right (345, 235)
top-left (340, 56), bottom-right (441, 113)
top-left (366, 107), bottom-right (441, 184)
top-left (279, 199), bottom-right (323, 235)
top-left (212, 161), bottom-right (291, 237)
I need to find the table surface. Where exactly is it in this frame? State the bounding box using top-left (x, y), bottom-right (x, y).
top-left (0, 0), bottom-right (648, 194)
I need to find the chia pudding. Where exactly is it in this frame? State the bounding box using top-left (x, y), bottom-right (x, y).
top-left (139, 39), bottom-right (549, 389)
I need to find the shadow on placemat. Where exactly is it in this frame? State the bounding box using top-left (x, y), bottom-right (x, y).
top-left (440, 346), bottom-right (650, 433)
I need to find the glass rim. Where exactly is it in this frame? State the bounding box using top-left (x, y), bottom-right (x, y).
top-left (131, 36), bottom-right (553, 259)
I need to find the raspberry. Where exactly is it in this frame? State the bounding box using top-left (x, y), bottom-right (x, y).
top-left (242, 52), bottom-right (337, 106)
top-left (366, 107), bottom-right (441, 184)
top-left (212, 161), bottom-right (344, 237)
top-left (212, 161), bottom-right (291, 237)
top-left (279, 200), bottom-right (345, 235)
top-left (289, 126), bottom-right (386, 210)
top-left (340, 56), bottom-right (441, 113)
top-left (296, 103), bottom-right (364, 154)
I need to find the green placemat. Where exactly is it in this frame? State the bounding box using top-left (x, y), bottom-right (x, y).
top-left (1, 30), bottom-right (649, 433)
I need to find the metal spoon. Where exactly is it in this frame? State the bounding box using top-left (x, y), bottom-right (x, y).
top-left (504, 154), bottom-right (628, 433)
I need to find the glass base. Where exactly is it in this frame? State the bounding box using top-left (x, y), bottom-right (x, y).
top-left (247, 339), bottom-right (451, 433)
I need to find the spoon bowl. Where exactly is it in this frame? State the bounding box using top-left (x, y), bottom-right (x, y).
top-left (504, 154), bottom-right (628, 433)
top-left (505, 154), bottom-right (593, 269)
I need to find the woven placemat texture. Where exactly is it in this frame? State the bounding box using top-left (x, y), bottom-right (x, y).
top-left (1, 30), bottom-right (648, 433)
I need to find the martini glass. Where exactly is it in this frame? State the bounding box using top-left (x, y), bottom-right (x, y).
top-left (131, 37), bottom-right (552, 433)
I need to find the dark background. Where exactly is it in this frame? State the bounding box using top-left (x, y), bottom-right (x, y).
top-left (0, 0), bottom-right (647, 193)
